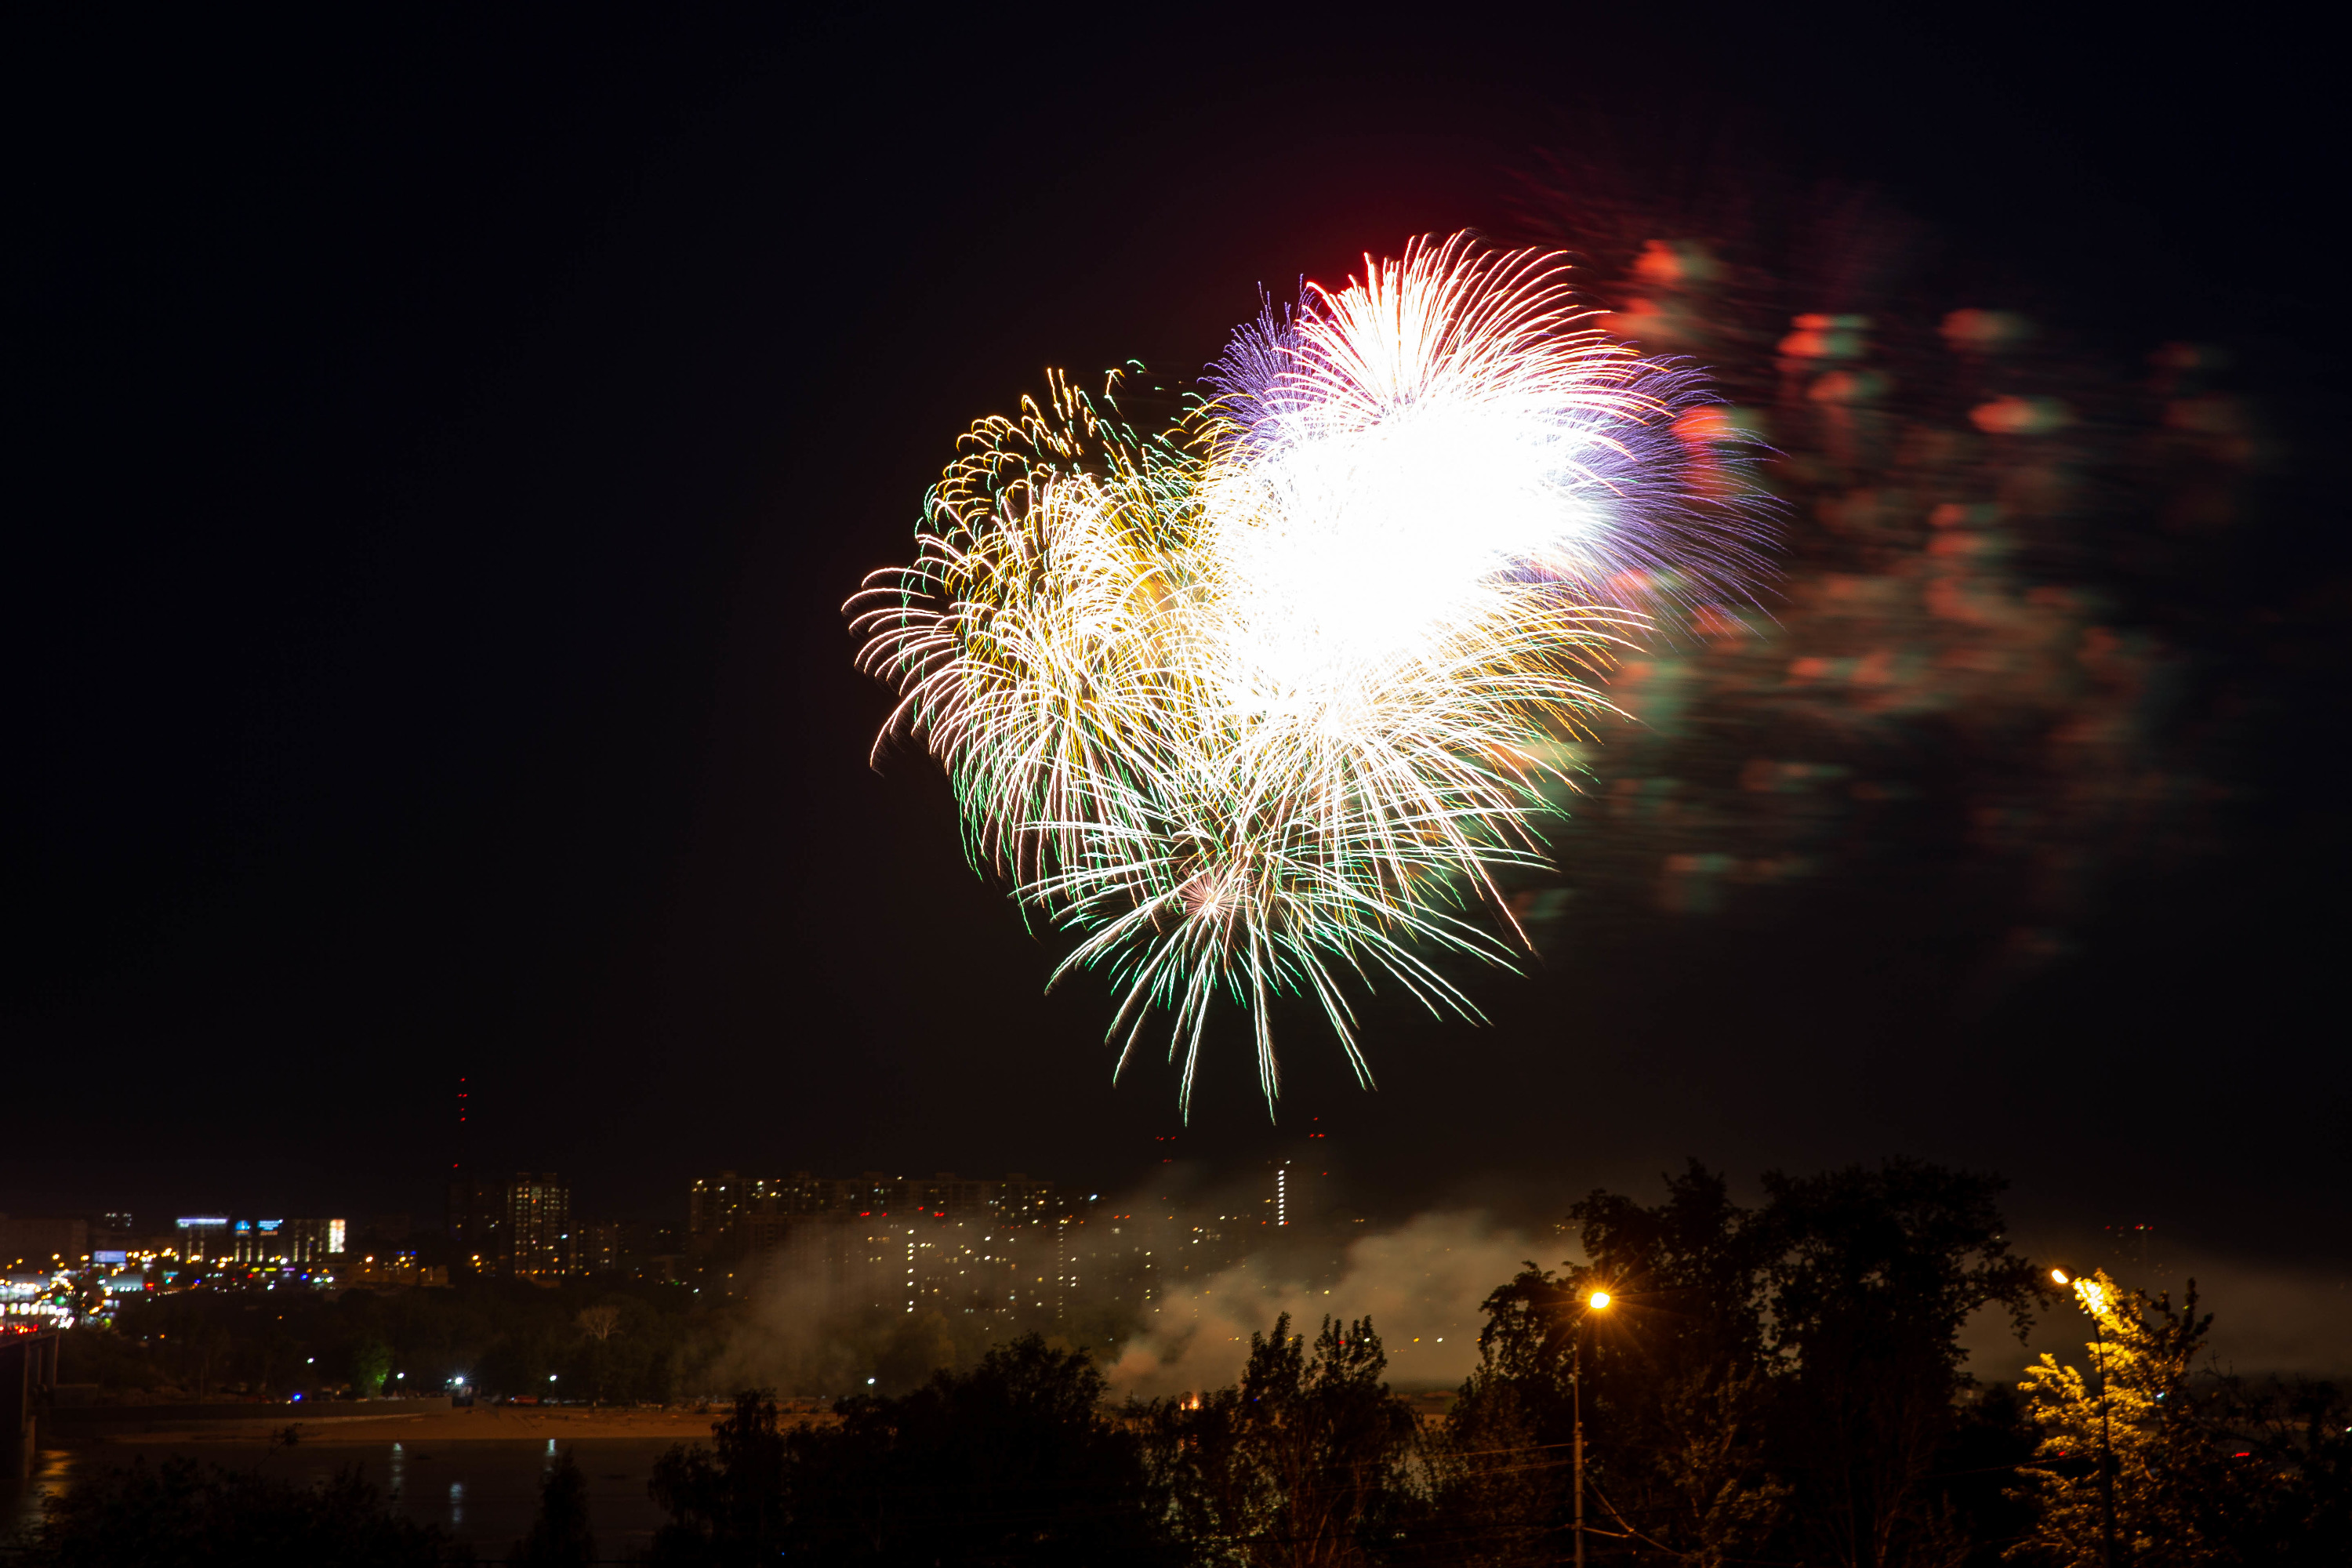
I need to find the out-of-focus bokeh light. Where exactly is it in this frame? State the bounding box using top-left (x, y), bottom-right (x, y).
top-left (1501, 164), bottom-right (2276, 985)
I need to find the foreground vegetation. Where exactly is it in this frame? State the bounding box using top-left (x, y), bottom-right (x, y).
top-left (622, 1160), bottom-right (2349, 1567)
top-left (23, 1160), bottom-right (2350, 1566)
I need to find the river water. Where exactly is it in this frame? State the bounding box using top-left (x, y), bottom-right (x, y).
top-left (3, 1436), bottom-right (677, 1559)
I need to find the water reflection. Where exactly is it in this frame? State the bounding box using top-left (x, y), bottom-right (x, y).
top-left (8, 1439), bottom-right (671, 1556)
top-left (1, 1446), bottom-right (78, 1551)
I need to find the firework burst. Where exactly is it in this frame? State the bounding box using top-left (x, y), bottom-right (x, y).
top-left (851, 234), bottom-right (1767, 1115)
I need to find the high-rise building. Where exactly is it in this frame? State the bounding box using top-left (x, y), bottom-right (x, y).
top-left (446, 1174), bottom-right (572, 1279)
top-left (580, 1221), bottom-right (626, 1276)
top-left (446, 1177), bottom-right (504, 1269)
top-left (690, 1171), bottom-right (890, 1251)
top-left (504, 1174), bottom-right (571, 1279)
top-left (684, 1169), bottom-right (1094, 1316)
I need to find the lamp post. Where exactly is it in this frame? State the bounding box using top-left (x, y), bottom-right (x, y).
top-left (2053, 1270), bottom-right (2118, 1568)
top-left (1573, 1288), bottom-right (1613, 1568)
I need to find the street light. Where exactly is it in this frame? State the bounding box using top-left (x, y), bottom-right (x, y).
top-left (1573, 1288), bottom-right (1613, 1568)
top-left (2053, 1269), bottom-right (2118, 1568)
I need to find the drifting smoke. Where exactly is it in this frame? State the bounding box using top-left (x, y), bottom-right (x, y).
top-left (690, 1205), bottom-right (1540, 1402)
top-left (689, 1204), bottom-right (2350, 1404)
top-left (1104, 1210), bottom-right (1536, 1398)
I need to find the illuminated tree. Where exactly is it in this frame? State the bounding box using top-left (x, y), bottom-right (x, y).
top-left (352, 1337), bottom-right (391, 1399)
top-left (575, 1304), bottom-right (622, 1406)
top-left (2011, 1271), bottom-right (2233, 1568)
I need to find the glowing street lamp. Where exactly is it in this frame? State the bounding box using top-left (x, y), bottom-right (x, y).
top-left (1573, 1288), bottom-right (1613, 1568)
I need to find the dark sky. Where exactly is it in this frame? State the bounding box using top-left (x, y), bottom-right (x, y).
top-left (10, 14), bottom-right (2343, 1267)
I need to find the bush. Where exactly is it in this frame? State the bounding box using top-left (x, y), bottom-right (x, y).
top-left (646, 1336), bottom-right (1172, 1566)
top-left (24, 1456), bottom-right (468, 1566)
top-left (506, 1450), bottom-right (594, 1566)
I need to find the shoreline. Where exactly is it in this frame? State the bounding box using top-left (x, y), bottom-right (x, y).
top-left (69, 1406), bottom-right (803, 1444)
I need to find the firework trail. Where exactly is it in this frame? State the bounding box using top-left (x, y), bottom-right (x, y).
top-left (852, 234), bottom-right (1768, 1115)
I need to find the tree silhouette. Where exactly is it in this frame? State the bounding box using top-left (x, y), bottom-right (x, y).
top-left (1148, 1313), bottom-right (1417, 1568)
top-left (24, 1456), bottom-right (463, 1566)
top-left (1436, 1159), bottom-right (2041, 1568)
top-left (1762, 1160), bottom-right (2044, 1568)
top-left (646, 1336), bottom-right (1170, 1566)
top-left (508, 1448), bottom-right (596, 1566)
top-left (1434, 1161), bottom-right (1786, 1568)
top-left (645, 1389), bottom-right (790, 1563)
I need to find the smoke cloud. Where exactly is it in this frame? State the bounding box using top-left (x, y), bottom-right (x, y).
top-left (1105, 1210), bottom-right (1536, 1399)
top-left (694, 1198), bottom-right (2352, 1408)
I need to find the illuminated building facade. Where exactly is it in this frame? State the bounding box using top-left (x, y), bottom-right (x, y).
top-left (582, 1221), bottom-right (625, 1276)
top-left (173, 1217), bottom-right (230, 1262)
top-left (226, 1217), bottom-right (346, 1267)
top-left (688, 1171), bottom-right (1075, 1254)
top-left (504, 1174), bottom-right (571, 1279)
top-left (445, 1173), bottom-right (574, 1279)
top-left (687, 1170), bottom-right (1116, 1320)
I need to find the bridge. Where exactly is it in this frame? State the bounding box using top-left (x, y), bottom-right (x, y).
top-left (1, 1329), bottom-right (57, 1479)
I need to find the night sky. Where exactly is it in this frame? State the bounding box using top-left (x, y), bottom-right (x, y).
top-left (11, 16), bottom-right (2343, 1277)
